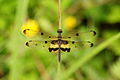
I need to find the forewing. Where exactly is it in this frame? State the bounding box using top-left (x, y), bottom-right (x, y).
top-left (62, 30), bottom-right (96, 40)
top-left (23, 29), bottom-right (58, 40)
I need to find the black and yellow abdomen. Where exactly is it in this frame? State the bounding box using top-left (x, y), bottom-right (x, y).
top-left (49, 40), bottom-right (70, 53)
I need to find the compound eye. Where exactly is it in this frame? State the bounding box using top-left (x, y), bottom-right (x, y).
top-left (57, 29), bottom-right (63, 33)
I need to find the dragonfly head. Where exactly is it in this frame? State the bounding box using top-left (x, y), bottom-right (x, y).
top-left (57, 29), bottom-right (63, 33)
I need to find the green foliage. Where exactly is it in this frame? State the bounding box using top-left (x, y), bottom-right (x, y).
top-left (107, 6), bottom-right (120, 23)
top-left (111, 58), bottom-right (120, 79)
top-left (0, 0), bottom-right (120, 80)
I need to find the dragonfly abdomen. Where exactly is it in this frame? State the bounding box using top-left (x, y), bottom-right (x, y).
top-left (49, 40), bottom-right (70, 53)
top-left (48, 47), bottom-right (71, 53)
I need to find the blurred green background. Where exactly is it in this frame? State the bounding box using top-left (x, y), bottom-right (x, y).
top-left (0, 0), bottom-right (120, 80)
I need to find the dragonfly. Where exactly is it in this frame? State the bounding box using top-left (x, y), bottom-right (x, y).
top-left (23, 29), bottom-right (96, 62)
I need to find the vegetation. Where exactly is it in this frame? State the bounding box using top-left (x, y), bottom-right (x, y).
top-left (0, 0), bottom-right (120, 80)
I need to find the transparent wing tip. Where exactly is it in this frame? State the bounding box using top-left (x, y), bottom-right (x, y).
top-left (25, 40), bottom-right (32, 47)
top-left (90, 42), bottom-right (94, 47)
top-left (26, 42), bottom-right (29, 47)
top-left (23, 29), bottom-right (30, 34)
top-left (90, 30), bottom-right (96, 36)
top-left (87, 41), bottom-right (94, 47)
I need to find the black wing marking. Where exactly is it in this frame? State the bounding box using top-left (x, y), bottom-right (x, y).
top-left (62, 30), bottom-right (96, 40)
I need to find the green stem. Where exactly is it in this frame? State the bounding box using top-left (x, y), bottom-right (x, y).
top-left (8, 0), bottom-right (29, 80)
top-left (57, 62), bottom-right (61, 80)
top-left (61, 32), bottom-right (120, 80)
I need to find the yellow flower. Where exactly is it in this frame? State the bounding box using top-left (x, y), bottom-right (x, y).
top-left (64, 16), bottom-right (77, 31)
top-left (22, 19), bottom-right (40, 37)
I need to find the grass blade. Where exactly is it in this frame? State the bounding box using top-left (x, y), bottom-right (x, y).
top-left (61, 32), bottom-right (120, 80)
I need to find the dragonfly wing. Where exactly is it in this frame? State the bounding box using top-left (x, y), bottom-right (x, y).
top-left (63, 30), bottom-right (96, 40)
top-left (63, 40), bottom-right (94, 53)
top-left (23, 29), bottom-right (58, 40)
top-left (25, 40), bottom-right (51, 49)
top-left (57, 39), bottom-right (94, 54)
top-left (26, 40), bottom-right (62, 54)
